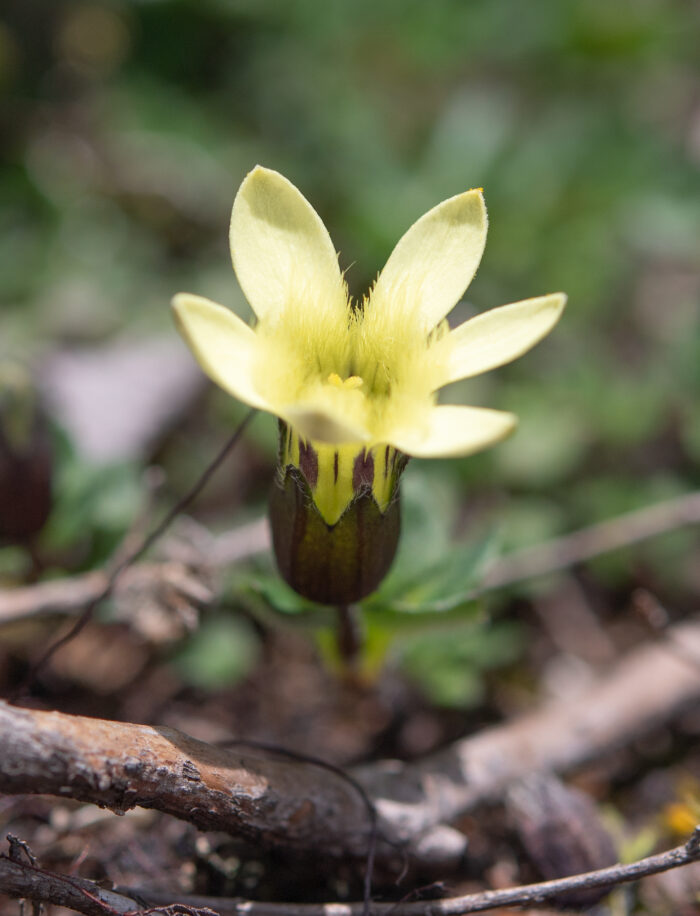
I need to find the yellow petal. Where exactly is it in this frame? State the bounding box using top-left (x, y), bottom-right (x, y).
top-left (282, 404), bottom-right (368, 446)
top-left (439, 293), bottom-right (567, 387)
top-left (230, 166), bottom-right (347, 322)
top-left (171, 293), bottom-right (268, 411)
top-left (388, 404), bottom-right (516, 458)
top-left (370, 189), bottom-right (487, 330)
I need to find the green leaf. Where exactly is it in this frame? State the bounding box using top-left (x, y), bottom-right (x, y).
top-left (397, 619), bottom-right (525, 708)
top-left (367, 529), bottom-right (498, 614)
top-left (241, 571), bottom-right (318, 615)
top-left (172, 615), bottom-right (260, 689)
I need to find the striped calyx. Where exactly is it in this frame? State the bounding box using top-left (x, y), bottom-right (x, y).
top-left (269, 422), bottom-right (406, 604)
top-left (0, 363), bottom-right (53, 543)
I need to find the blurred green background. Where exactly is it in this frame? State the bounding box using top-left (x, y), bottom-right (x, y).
top-left (1, 0), bottom-right (699, 703)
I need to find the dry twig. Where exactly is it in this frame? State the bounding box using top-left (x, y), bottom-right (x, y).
top-left (2, 829), bottom-right (699, 916)
top-left (0, 520), bottom-right (268, 628)
top-left (482, 489), bottom-right (700, 590)
top-left (0, 854), bottom-right (143, 916)
top-left (0, 851), bottom-right (219, 915)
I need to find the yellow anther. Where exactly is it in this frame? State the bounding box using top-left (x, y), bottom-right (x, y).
top-left (327, 373), bottom-right (364, 390)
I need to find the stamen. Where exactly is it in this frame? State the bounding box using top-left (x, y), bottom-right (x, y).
top-left (327, 373), bottom-right (364, 390)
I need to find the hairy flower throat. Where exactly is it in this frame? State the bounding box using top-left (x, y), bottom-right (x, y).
top-left (253, 293), bottom-right (449, 450)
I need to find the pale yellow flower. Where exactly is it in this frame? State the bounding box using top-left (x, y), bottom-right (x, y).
top-left (173, 166), bottom-right (565, 527)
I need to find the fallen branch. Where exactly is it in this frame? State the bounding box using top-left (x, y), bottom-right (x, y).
top-left (0, 700), bottom-right (377, 861)
top-left (356, 617), bottom-right (700, 844)
top-left (2, 620), bottom-right (699, 866)
top-left (2, 829), bottom-right (699, 916)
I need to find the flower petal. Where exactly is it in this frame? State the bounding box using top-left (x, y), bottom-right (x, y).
top-left (370, 189), bottom-right (487, 330)
top-left (387, 404), bottom-right (516, 458)
top-left (282, 404), bottom-right (368, 446)
top-left (230, 166), bottom-right (347, 322)
top-left (438, 293), bottom-right (567, 387)
top-left (171, 293), bottom-right (268, 410)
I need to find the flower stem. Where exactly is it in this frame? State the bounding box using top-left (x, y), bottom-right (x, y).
top-left (335, 603), bottom-right (363, 668)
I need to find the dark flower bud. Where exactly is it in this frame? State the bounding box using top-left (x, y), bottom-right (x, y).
top-left (0, 363), bottom-right (53, 543)
top-left (269, 423), bottom-right (404, 604)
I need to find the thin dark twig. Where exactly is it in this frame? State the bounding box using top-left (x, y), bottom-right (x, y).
top-left (124, 827), bottom-right (700, 915)
top-left (382, 882), bottom-right (448, 916)
top-left (136, 907), bottom-right (220, 916)
top-left (1, 854), bottom-right (125, 916)
top-left (4, 833), bottom-right (219, 916)
top-left (14, 411), bottom-right (255, 699)
top-left (4, 828), bottom-right (700, 916)
top-left (218, 738), bottom-right (380, 916)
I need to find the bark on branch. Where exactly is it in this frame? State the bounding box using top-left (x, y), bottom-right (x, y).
top-left (1, 620), bottom-right (699, 865)
top-left (0, 701), bottom-right (372, 859)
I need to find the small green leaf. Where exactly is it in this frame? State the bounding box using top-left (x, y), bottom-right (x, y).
top-left (397, 619), bottom-right (525, 708)
top-left (173, 615), bottom-right (260, 689)
top-left (243, 571), bottom-right (317, 615)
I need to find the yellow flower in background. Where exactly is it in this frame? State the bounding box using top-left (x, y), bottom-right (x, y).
top-left (173, 166), bottom-right (566, 603)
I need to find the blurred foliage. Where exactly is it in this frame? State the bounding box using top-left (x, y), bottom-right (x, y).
top-left (1, 0), bottom-right (699, 704)
top-left (41, 429), bottom-right (142, 565)
top-left (0, 417), bottom-right (143, 581)
top-left (172, 611), bottom-right (260, 688)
